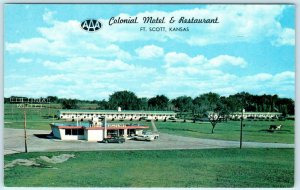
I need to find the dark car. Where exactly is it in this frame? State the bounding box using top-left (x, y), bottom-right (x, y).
top-left (102, 137), bottom-right (125, 143)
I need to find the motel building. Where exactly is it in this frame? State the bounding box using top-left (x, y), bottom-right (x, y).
top-left (58, 109), bottom-right (177, 122)
top-left (228, 112), bottom-right (282, 119)
top-left (206, 111), bottom-right (282, 120)
top-left (50, 122), bottom-right (149, 142)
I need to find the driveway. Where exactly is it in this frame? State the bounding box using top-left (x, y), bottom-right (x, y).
top-left (4, 128), bottom-right (294, 155)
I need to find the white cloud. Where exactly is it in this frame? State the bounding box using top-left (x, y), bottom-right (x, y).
top-left (17, 58), bottom-right (32, 63)
top-left (43, 57), bottom-right (135, 72)
top-left (141, 69), bottom-right (294, 99)
top-left (272, 28), bottom-right (295, 46)
top-left (5, 62), bottom-right (157, 100)
top-left (135, 45), bottom-right (164, 59)
top-left (244, 73), bottom-right (273, 81)
top-left (43, 10), bottom-right (56, 24)
top-left (273, 71), bottom-right (294, 82)
top-left (164, 52), bottom-right (192, 67)
top-left (6, 18), bottom-right (132, 60)
top-left (164, 52), bottom-right (247, 71)
top-left (209, 55), bottom-right (247, 68)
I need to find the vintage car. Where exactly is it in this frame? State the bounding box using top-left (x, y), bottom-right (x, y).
top-left (102, 136), bottom-right (125, 143)
top-left (133, 131), bottom-right (159, 141)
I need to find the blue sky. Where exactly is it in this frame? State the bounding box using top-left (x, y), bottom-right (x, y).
top-left (4, 4), bottom-right (295, 100)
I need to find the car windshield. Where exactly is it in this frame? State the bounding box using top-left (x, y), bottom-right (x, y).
top-left (143, 131), bottom-right (152, 135)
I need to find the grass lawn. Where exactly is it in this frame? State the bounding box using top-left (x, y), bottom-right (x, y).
top-left (4, 148), bottom-right (294, 187)
top-left (155, 120), bottom-right (294, 144)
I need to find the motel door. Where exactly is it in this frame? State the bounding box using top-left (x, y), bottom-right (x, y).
top-left (119, 129), bottom-right (124, 137)
top-left (128, 129), bottom-right (136, 137)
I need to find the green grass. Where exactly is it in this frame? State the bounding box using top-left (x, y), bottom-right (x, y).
top-left (155, 120), bottom-right (294, 144)
top-left (4, 149), bottom-right (294, 187)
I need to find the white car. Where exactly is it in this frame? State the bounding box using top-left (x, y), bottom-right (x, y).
top-left (134, 131), bottom-right (159, 141)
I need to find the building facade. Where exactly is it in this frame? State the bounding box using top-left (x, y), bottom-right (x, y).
top-left (50, 122), bottom-right (148, 142)
top-left (58, 109), bottom-right (177, 121)
top-left (228, 112), bottom-right (282, 119)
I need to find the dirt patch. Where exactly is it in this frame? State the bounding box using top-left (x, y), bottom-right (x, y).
top-left (39, 154), bottom-right (75, 164)
top-left (5, 159), bottom-right (40, 169)
top-left (5, 154), bottom-right (75, 169)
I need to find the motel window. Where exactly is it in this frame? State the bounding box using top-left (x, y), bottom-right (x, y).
top-left (78, 129), bottom-right (84, 135)
top-left (65, 129), bottom-right (71, 135)
top-left (65, 129), bottom-right (84, 136)
top-left (71, 129), bottom-right (78, 135)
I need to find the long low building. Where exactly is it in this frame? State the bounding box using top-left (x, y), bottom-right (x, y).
top-left (229, 112), bottom-right (282, 119)
top-left (58, 109), bottom-right (177, 121)
top-left (206, 111), bottom-right (282, 120)
top-left (50, 122), bottom-right (148, 141)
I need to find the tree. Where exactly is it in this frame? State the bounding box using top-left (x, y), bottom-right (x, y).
top-left (108, 90), bottom-right (140, 110)
top-left (193, 92), bottom-right (220, 116)
top-left (193, 92), bottom-right (230, 133)
top-left (138, 97), bottom-right (148, 110)
top-left (172, 96), bottom-right (193, 112)
top-left (208, 101), bottom-right (230, 133)
top-left (171, 96), bottom-right (193, 118)
top-left (148, 95), bottom-right (169, 110)
top-left (276, 98), bottom-right (294, 116)
top-left (97, 99), bottom-right (109, 110)
top-left (47, 96), bottom-right (58, 103)
top-left (61, 99), bottom-right (79, 109)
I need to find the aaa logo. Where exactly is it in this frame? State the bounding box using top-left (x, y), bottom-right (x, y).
top-left (81, 19), bottom-right (102, 32)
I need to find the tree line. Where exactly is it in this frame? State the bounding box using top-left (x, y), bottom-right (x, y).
top-left (5, 91), bottom-right (294, 116)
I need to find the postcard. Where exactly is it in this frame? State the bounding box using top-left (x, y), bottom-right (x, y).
top-left (3, 3), bottom-right (295, 188)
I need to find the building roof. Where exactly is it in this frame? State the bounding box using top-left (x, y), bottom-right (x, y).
top-left (59, 109), bottom-right (176, 114)
top-left (230, 112), bottom-right (282, 115)
top-left (50, 123), bottom-right (149, 130)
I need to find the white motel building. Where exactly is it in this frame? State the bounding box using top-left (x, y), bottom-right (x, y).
top-left (58, 109), bottom-right (177, 122)
top-left (228, 112), bottom-right (282, 119)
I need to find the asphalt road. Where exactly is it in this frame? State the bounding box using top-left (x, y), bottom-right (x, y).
top-left (4, 128), bottom-right (294, 155)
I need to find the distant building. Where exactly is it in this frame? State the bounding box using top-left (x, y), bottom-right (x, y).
top-left (58, 109), bottom-right (177, 121)
top-left (229, 112), bottom-right (282, 119)
top-left (207, 111), bottom-right (282, 120)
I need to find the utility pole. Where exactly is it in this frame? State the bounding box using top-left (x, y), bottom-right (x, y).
top-left (24, 109), bottom-right (28, 153)
top-left (240, 109), bottom-right (245, 149)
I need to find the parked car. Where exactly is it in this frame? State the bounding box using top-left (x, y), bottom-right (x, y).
top-left (133, 131), bottom-right (159, 141)
top-left (102, 137), bottom-right (125, 143)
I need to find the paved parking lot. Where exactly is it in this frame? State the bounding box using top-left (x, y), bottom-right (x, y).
top-left (4, 128), bottom-right (294, 155)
